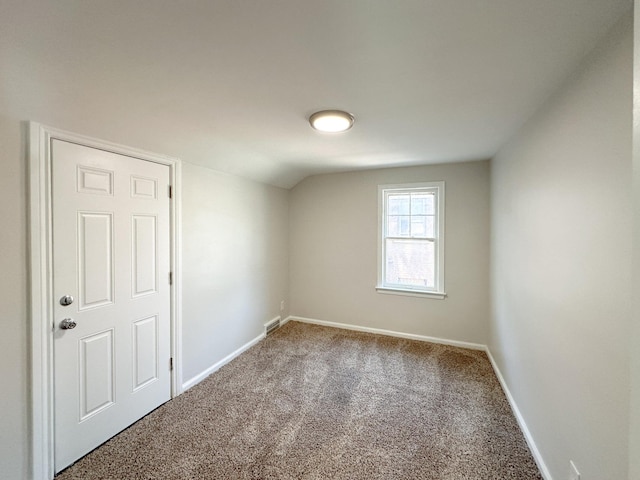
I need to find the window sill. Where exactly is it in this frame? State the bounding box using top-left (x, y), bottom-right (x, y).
top-left (375, 287), bottom-right (447, 299)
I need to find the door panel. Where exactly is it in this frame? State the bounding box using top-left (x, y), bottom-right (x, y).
top-left (52, 139), bottom-right (171, 472)
top-left (131, 175), bottom-right (157, 199)
top-left (132, 315), bottom-right (159, 391)
top-left (79, 329), bottom-right (115, 420)
top-left (77, 165), bottom-right (114, 195)
top-left (132, 215), bottom-right (158, 297)
top-left (77, 212), bottom-right (114, 309)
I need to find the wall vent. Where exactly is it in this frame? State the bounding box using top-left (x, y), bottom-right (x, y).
top-left (265, 316), bottom-right (281, 336)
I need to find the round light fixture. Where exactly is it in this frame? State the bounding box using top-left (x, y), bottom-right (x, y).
top-left (309, 110), bottom-right (355, 133)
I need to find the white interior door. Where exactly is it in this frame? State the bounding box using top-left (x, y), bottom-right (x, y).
top-left (52, 139), bottom-right (172, 472)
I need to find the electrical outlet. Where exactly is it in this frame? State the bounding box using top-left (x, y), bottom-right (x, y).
top-left (569, 460), bottom-right (580, 480)
top-left (280, 300), bottom-right (285, 311)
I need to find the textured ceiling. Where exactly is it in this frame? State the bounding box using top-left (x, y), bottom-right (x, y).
top-left (0, 0), bottom-right (631, 188)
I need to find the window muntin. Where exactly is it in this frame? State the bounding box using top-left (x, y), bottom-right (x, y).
top-left (378, 182), bottom-right (445, 296)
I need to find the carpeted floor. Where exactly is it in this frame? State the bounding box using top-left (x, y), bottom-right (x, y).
top-left (56, 321), bottom-right (542, 479)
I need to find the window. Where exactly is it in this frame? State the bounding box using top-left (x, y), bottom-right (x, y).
top-left (377, 182), bottom-right (445, 298)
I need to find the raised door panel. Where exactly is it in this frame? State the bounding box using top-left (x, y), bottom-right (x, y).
top-left (132, 316), bottom-right (158, 391)
top-left (77, 166), bottom-right (114, 196)
top-left (77, 212), bottom-right (114, 310)
top-left (132, 215), bottom-right (157, 297)
top-left (131, 175), bottom-right (157, 199)
top-left (79, 329), bottom-right (115, 421)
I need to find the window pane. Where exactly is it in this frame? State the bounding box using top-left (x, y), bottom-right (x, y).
top-left (388, 216), bottom-right (411, 237)
top-left (385, 239), bottom-right (435, 288)
top-left (411, 193), bottom-right (435, 215)
top-left (410, 215), bottom-right (434, 238)
top-left (388, 194), bottom-right (410, 215)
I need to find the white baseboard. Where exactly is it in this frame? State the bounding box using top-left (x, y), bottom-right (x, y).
top-left (181, 331), bottom-right (265, 391)
top-left (288, 315), bottom-right (486, 350)
top-left (484, 348), bottom-right (553, 480)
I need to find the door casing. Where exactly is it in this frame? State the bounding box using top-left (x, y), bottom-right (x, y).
top-left (28, 122), bottom-right (183, 480)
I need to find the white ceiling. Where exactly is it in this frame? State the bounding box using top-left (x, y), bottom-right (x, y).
top-left (1, 0), bottom-right (631, 188)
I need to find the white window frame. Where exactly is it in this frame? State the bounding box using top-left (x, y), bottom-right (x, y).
top-left (376, 181), bottom-right (446, 299)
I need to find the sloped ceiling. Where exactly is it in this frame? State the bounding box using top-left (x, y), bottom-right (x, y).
top-left (0, 0), bottom-right (631, 188)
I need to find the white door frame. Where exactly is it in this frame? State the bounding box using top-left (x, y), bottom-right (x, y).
top-left (28, 122), bottom-right (183, 480)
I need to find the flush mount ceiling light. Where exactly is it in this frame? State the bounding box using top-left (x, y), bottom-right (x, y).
top-left (309, 110), bottom-right (355, 133)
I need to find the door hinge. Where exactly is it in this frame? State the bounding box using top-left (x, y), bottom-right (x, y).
top-left (168, 185), bottom-right (172, 199)
top-left (170, 358), bottom-right (174, 371)
top-left (169, 272), bottom-right (173, 285)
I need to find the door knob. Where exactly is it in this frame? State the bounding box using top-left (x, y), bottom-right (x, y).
top-left (60, 318), bottom-right (77, 330)
top-left (60, 295), bottom-right (74, 306)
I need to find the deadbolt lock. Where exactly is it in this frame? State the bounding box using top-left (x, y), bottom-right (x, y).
top-left (60, 295), bottom-right (74, 306)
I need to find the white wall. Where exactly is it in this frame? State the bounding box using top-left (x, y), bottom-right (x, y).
top-left (630, 2), bottom-right (640, 478)
top-left (181, 163), bottom-right (289, 383)
top-left (490, 15), bottom-right (632, 480)
top-left (0, 117), bottom-right (30, 479)
top-left (289, 161), bottom-right (490, 344)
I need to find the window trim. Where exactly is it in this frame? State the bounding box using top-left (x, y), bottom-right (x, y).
top-left (376, 181), bottom-right (446, 299)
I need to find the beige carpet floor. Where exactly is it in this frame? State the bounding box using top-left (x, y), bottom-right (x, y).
top-left (56, 321), bottom-right (542, 479)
